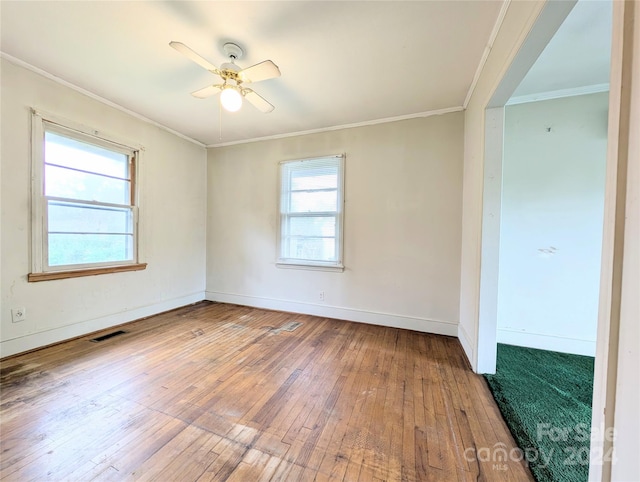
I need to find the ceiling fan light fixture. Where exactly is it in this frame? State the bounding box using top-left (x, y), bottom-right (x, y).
top-left (171, 40), bottom-right (280, 114)
top-left (220, 86), bottom-right (243, 112)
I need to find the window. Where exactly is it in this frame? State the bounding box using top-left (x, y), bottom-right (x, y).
top-left (278, 155), bottom-right (345, 270)
top-left (29, 110), bottom-right (146, 281)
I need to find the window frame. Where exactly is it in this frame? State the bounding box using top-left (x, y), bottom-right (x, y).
top-left (277, 154), bottom-right (345, 272)
top-left (29, 109), bottom-right (146, 282)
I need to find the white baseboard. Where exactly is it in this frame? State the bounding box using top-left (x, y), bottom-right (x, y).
top-left (457, 324), bottom-right (476, 371)
top-left (0, 291), bottom-right (205, 358)
top-left (497, 328), bottom-right (596, 356)
top-left (205, 291), bottom-right (458, 336)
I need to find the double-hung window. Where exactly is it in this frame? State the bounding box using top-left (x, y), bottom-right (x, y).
top-left (278, 155), bottom-right (345, 270)
top-left (29, 111), bottom-right (145, 281)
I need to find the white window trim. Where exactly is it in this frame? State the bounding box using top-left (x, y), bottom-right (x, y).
top-left (30, 109), bottom-right (145, 279)
top-left (276, 154), bottom-right (345, 272)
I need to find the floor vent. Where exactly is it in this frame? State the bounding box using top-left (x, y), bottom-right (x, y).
top-left (90, 330), bottom-right (127, 343)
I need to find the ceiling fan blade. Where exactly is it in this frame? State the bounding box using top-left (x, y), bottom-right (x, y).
top-left (170, 41), bottom-right (219, 73)
top-left (191, 84), bottom-right (223, 99)
top-left (244, 89), bottom-right (275, 113)
top-left (238, 60), bottom-right (281, 83)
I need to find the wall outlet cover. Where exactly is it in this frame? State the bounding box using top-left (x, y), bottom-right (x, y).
top-left (11, 307), bottom-right (26, 323)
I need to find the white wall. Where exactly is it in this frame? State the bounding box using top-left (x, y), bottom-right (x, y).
top-left (206, 114), bottom-right (463, 334)
top-left (0, 59), bottom-right (207, 357)
top-left (497, 93), bottom-right (608, 355)
top-left (458, 0), bottom-right (548, 368)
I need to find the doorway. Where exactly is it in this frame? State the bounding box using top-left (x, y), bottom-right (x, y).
top-left (476, 0), bottom-right (611, 377)
top-left (476, 0), bottom-right (616, 480)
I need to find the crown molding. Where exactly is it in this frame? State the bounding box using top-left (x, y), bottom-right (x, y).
top-left (207, 106), bottom-right (464, 148)
top-left (507, 83), bottom-right (610, 105)
top-left (464, 0), bottom-right (512, 109)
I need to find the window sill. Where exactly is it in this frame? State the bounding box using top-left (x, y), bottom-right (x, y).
top-left (276, 262), bottom-right (344, 273)
top-left (28, 263), bottom-right (147, 282)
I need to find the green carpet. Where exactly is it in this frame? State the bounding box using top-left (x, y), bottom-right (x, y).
top-left (484, 344), bottom-right (595, 482)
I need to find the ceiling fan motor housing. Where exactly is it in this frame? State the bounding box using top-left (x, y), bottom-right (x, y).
top-left (220, 62), bottom-right (241, 73)
top-left (221, 43), bottom-right (243, 83)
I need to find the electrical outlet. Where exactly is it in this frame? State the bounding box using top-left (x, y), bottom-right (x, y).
top-left (319, 291), bottom-right (325, 301)
top-left (11, 307), bottom-right (26, 323)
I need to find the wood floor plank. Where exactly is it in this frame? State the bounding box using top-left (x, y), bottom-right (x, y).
top-left (314, 327), bottom-right (370, 479)
top-left (154, 430), bottom-right (222, 482)
top-left (0, 393), bottom-right (128, 477)
top-left (268, 459), bottom-right (307, 482)
top-left (131, 425), bottom-right (212, 481)
top-left (297, 337), bottom-right (356, 472)
top-left (342, 325), bottom-right (387, 482)
top-left (0, 301), bottom-right (533, 481)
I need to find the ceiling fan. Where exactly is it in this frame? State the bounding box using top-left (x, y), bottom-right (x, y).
top-left (170, 41), bottom-right (280, 113)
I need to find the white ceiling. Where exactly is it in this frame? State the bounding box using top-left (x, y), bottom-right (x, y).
top-left (1, 1), bottom-right (502, 146)
top-left (513, 0), bottom-right (612, 98)
top-left (0, 1), bottom-right (611, 147)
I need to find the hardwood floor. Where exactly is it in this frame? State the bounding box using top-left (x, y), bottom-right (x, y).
top-left (0, 302), bottom-right (533, 481)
